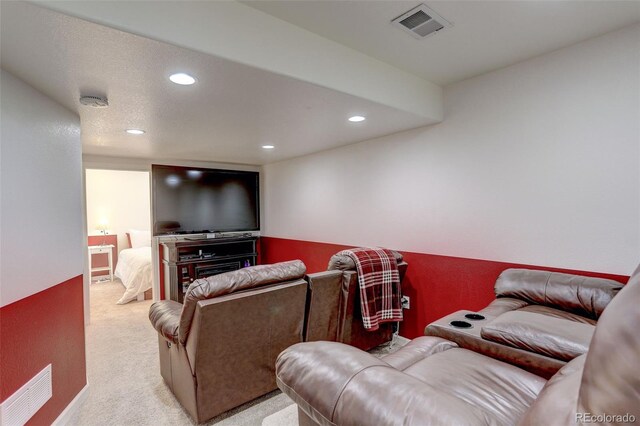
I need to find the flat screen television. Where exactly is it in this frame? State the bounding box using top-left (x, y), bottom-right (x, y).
top-left (152, 165), bottom-right (259, 235)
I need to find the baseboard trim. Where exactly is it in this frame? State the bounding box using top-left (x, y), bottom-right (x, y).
top-left (52, 384), bottom-right (88, 426)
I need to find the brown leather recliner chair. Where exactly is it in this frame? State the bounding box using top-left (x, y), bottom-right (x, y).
top-left (149, 260), bottom-right (309, 423)
top-left (275, 263), bottom-right (640, 426)
top-left (304, 270), bottom-right (345, 342)
top-left (425, 268), bottom-right (623, 377)
top-left (327, 250), bottom-right (408, 351)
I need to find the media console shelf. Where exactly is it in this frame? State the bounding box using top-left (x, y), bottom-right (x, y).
top-left (161, 236), bottom-right (259, 303)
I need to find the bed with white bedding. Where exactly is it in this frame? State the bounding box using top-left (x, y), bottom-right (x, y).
top-left (114, 230), bottom-right (153, 304)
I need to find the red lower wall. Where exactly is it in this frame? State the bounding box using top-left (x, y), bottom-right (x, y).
top-left (0, 275), bottom-right (86, 425)
top-left (261, 237), bottom-right (630, 339)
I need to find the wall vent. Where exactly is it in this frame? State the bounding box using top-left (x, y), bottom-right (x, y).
top-left (391, 4), bottom-right (452, 39)
top-left (0, 365), bottom-right (52, 426)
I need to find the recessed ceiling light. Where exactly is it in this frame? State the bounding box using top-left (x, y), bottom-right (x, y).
top-left (348, 115), bottom-right (366, 122)
top-left (262, 145), bottom-right (275, 149)
top-left (186, 170), bottom-right (203, 179)
top-left (169, 73), bottom-right (196, 85)
top-left (126, 129), bottom-right (145, 135)
top-left (165, 175), bottom-right (181, 187)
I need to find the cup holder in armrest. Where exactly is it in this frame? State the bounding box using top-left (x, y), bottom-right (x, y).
top-left (464, 313), bottom-right (485, 321)
top-left (450, 320), bottom-right (473, 329)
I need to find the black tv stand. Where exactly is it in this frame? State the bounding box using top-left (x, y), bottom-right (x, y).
top-left (161, 236), bottom-right (259, 303)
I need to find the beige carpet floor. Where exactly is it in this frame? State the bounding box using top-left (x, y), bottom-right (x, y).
top-left (67, 280), bottom-right (293, 426)
top-left (68, 279), bottom-right (406, 425)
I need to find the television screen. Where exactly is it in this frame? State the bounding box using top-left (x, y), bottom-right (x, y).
top-left (152, 165), bottom-right (259, 235)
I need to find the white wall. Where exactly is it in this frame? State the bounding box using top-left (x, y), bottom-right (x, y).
top-left (85, 169), bottom-right (151, 253)
top-left (263, 24), bottom-right (640, 275)
top-left (0, 70), bottom-right (83, 306)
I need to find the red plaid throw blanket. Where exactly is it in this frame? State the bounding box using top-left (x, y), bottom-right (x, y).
top-left (338, 247), bottom-right (403, 330)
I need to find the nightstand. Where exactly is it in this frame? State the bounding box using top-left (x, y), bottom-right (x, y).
top-left (89, 244), bottom-right (115, 281)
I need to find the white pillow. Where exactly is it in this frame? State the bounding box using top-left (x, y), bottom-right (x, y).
top-left (129, 229), bottom-right (151, 248)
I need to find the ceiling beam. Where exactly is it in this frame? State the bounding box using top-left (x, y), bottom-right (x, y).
top-left (33, 0), bottom-right (443, 123)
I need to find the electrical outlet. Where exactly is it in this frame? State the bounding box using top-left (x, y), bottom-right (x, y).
top-left (401, 296), bottom-right (410, 309)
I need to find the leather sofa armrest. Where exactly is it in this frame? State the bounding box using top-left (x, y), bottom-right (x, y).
top-left (424, 310), bottom-right (566, 379)
top-left (149, 300), bottom-right (181, 344)
top-left (481, 311), bottom-right (594, 361)
top-left (305, 270), bottom-right (344, 342)
top-left (277, 341), bottom-right (490, 426)
top-left (276, 341), bottom-right (389, 426)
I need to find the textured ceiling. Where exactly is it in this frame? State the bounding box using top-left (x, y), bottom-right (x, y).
top-left (244, 0), bottom-right (640, 85)
top-left (4, 1), bottom-right (638, 166)
top-left (1, 2), bottom-right (431, 165)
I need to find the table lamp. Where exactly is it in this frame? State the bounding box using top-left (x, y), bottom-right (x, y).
top-left (96, 221), bottom-right (108, 246)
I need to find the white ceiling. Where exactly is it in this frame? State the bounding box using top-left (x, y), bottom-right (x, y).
top-left (0, 2), bottom-right (431, 165)
top-left (2, 1), bottom-right (638, 166)
top-left (243, 0), bottom-right (640, 85)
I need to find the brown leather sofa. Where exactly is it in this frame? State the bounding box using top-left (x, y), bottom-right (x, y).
top-left (304, 270), bottom-right (345, 342)
top-left (275, 263), bottom-right (639, 426)
top-left (149, 260), bottom-right (309, 423)
top-left (425, 268), bottom-right (623, 377)
top-left (327, 250), bottom-right (408, 350)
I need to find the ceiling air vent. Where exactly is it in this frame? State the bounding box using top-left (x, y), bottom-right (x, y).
top-left (391, 4), bottom-right (452, 39)
top-left (79, 95), bottom-right (109, 108)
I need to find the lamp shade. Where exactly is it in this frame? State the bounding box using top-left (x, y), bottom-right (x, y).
top-left (96, 220), bottom-right (108, 233)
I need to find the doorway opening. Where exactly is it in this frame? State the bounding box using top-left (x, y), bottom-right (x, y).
top-left (85, 169), bottom-right (152, 307)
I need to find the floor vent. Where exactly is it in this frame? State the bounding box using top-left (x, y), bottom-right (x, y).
top-left (0, 365), bottom-right (52, 426)
top-left (391, 3), bottom-right (452, 39)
